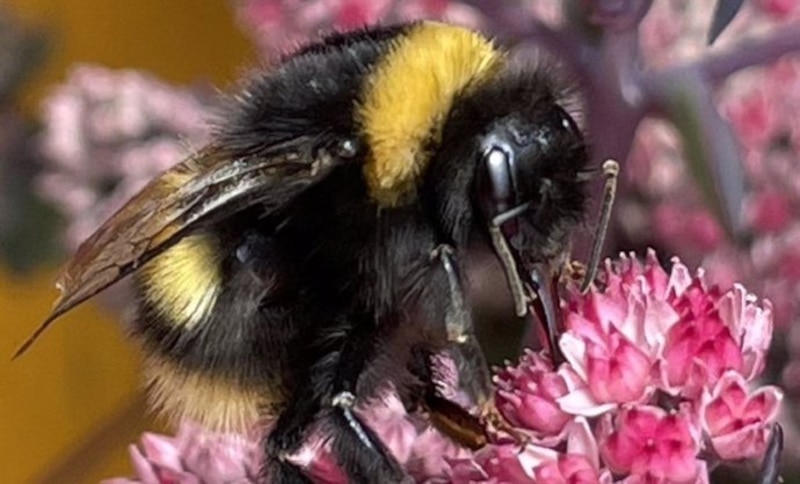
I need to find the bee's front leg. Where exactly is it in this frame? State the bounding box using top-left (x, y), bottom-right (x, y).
top-left (430, 244), bottom-right (492, 407)
top-left (428, 244), bottom-right (529, 448)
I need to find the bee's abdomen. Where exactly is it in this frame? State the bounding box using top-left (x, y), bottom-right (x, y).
top-left (142, 353), bottom-right (281, 432)
top-left (134, 227), bottom-right (297, 430)
top-left (139, 234), bottom-right (223, 330)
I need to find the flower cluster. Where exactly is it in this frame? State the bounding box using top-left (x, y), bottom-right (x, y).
top-left (37, 65), bottom-right (214, 250)
top-left (102, 421), bottom-right (263, 484)
top-left (489, 252), bottom-right (781, 483)
top-left (111, 252), bottom-right (782, 483)
top-left (233, 0), bottom-right (484, 57)
top-left (618, 0), bottom-right (800, 397)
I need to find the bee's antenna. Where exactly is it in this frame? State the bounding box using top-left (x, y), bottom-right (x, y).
top-left (580, 159), bottom-right (619, 294)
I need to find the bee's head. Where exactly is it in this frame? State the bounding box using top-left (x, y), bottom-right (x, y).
top-left (475, 101), bottom-right (587, 264)
top-left (427, 67), bottom-right (588, 257)
top-left (424, 67), bottom-right (589, 331)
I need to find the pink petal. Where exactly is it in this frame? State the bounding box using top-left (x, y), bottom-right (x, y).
top-left (565, 417), bottom-right (601, 470)
top-left (140, 432), bottom-right (183, 471)
top-left (557, 387), bottom-right (616, 417)
top-left (560, 333), bottom-right (590, 381)
top-left (128, 443), bottom-right (162, 484)
top-left (667, 258), bottom-right (694, 297)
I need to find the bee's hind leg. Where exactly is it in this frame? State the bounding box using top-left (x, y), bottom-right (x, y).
top-left (263, 316), bottom-right (406, 484)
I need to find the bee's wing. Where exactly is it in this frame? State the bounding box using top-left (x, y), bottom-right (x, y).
top-left (14, 138), bottom-right (342, 358)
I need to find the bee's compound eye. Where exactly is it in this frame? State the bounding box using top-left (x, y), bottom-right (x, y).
top-left (556, 106), bottom-right (580, 136)
top-left (484, 146), bottom-right (515, 206)
top-left (335, 137), bottom-right (360, 159)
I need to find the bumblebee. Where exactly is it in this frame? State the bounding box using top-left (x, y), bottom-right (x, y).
top-left (17, 21), bottom-right (589, 483)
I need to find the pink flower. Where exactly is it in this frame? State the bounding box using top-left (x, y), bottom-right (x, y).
top-left (661, 283), bottom-right (744, 399)
top-left (359, 389), bottom-right (471, 478)
top-left (557, 251), bottom-right (683, 414)
top-left (494, 350), bottom-right (573, 436)
top-left (577, 323), bottom-right (652, 403)
top-left (745, 191), bottom-right (793, 234)
top-left (532, 454), bottom-right (603, 484)
top-left (405, 426), bottom-right (471, 478)
top-left (235, 0), bottom-right (484, 56)
top-left (756, 0), bottom-right (800, 19)
top-left (700, 371), bottom-right (783, 460)
top-left (359, 391), bottom-right (420, 465)
top-left (102, 421), bottom-right (262, 484)
top-left (529, 418), bottom-right (613, 484)
top-left (446, 444), bottom-right (536, 483)
top-left (659, 279), bottom-right (774, 398)
top-left (109, 251), bottom-right (782, 482)
top-left (37, 65), bottom-right (213, 250)
top-left (717, 284), bottom-right (774, 381)
top-left (599, 406), bottom-right (702, 484)
top-left (653, 204), bottom-right (724, 253)
top-left (285, 436), bottom-right (348, 484)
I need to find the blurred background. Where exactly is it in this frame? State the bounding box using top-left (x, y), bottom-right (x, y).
top-left (1, 0), bottom-right (799, 482)
top-left (0, 2), bottom-right (251, 482)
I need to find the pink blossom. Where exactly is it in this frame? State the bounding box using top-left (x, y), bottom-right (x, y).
top-left (446, 444), bottom-right (536, 483)
top-left (359, 392), bottom-right (420, 464)
top-left (599, 406), bottom-right (702, 483)
top-left (446, 422), bottom-right (609, 484)
top-left (494, 350), bottom-right (573, 436)
top-left (37, 65), bottom-right (213, 249)
top-left (652, 204), bottom-right (724, 253)
top-left (723, 88), bottom-right (778, 150)
top-left (622, 6), bottom-right (800, 363)
top-left (234, 0), bottom-right (484, 57)
top-left (102, 421), bottom-right (262, 484)
top-left (577, 323), bottom-right (652, 403)
top-left (530, 418), bottom-right (613, 484)
top-left (661, 282), bottom-right (744, 399)
top-left (717, 284), bottom-right (774, 380)
top-left (405, 426), bottom-right (471, 478)
top-left (532, 454), bottom-right (602, 484)
top-left (745, 191), bottom-right (793, 233)
top-left (658, 277), bottom-right (775, 398)
top-left (285, 436), bottom-right (348, 484)
top-left (359, 390), bottom-right (471, 478)
top-left (557, 252), bottom-right (683, 414)
top-left (700, 371), bottom-right (783, 460)
top-left (756, 0), bottom-right (800, 19)
top-left (109, 251), bottom-right (783, 482)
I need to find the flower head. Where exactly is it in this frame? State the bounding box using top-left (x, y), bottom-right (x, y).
top-left (110, 251), bottom-right (782, 483)
top-left (599, 406), bottom-right (702, 483)
top-left (494, 350), bottom-right (573, 437)
top-left (37, 65), bottom-right (213, 250)
top-left (700, 371), bottom-right (783, 460)
top-left (102, 421), bottom-right (262, 484)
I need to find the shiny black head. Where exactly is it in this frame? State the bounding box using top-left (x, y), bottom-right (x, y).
top-left (475, 101), bottom-right (587, 265)
top-left (423, 67), bottom-right (588, 353)
top-left (426, 67), bottom-right (588, 263)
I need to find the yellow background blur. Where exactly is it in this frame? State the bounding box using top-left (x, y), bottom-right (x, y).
top-left (1, 2), bottom-right (253, 482)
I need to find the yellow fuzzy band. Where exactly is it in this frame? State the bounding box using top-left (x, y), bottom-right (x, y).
top-left (359, 22), bottom-right (504, 206)
top-left (140, 233), bottom-right (222, 330)
top-left (143, 354), bottom-right (281, 432)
